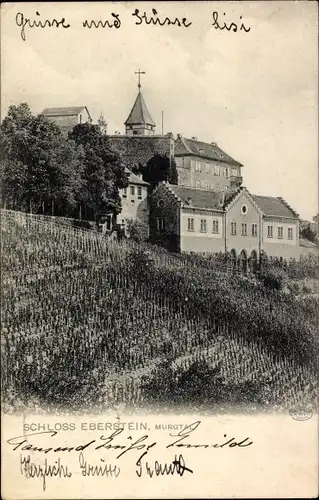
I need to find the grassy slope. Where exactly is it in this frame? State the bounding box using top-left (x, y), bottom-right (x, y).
top-left (1, 211), bottom-right (317, 414)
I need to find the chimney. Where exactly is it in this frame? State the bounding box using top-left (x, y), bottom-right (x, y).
top-left (177, 133), bottom-right (182, 139)
top-left (211, 142), bottom-right (217, 146)
top-left (191, 136), bottom-right (197, 141)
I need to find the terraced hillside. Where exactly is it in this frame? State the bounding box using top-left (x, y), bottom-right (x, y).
top-left (1, 209), bottom-right (317, 414)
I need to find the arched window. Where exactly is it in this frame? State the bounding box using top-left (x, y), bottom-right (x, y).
top-left (238, 250), bottom-right (248, 274)
top-left (230, 249), bottom-right (237, 269)
top-left (249, 250), bottom-right (258, 274)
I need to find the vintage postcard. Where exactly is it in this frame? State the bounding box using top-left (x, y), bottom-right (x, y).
top-left (1, 1), bottom-right (318, 498)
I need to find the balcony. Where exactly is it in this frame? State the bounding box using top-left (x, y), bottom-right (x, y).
top-left (230, 175), bottom-right (243, 188)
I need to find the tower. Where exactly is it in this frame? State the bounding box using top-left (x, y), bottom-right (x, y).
top-left (124, 70), bottom-right (156, 136)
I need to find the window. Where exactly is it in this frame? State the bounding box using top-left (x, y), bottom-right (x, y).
top-left (122, 187), bottom-right (127, 198)
top-left (231, 222), bottom-right (237, 235)
top-left (215, 183), bottom-right (220, 191)
top-left (241, 204), bottom-right (247, 214)
top-left (157, 199), bottom-right (164, 208)
top-left (195, 162), bottom-right (201, 172)
top-left (137, 186), bottom-right (142, 199)
top-left (130, 186), bottom-right (135, 196)
top-left (288, 227), bottom-right (293, 240)
top-left (278, 226), bottom-right (283, 239)
top-left (241, 223), bottom-right (247, 236)
top-left (195, 181), bottom-right (201, 188)
top-left (205, 163), bottom-right (210, 173)
top-left (225, 168), bottom-right (230, 178)
top-left (157, 217), bottom-right (165, 231)
top-left (200, 219), bottom-right (207, 233)
top-left (212, 220), bottom-right (219, 234)
top-left (252, 223), bottom-right (258, 237)
top-left (187, 218), bottom-right (194, 231)
top-left (267, 225), bottom-right (273, 238)
top-left (215, 165), bottom-right (220, 176)
top-left (131, 199), bottom-right (135, 203)
top-left (232, 169), bottom-right (237, 177)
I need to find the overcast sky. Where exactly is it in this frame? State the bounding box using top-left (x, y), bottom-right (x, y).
top-left (2, 1), bottom-right (318, 220)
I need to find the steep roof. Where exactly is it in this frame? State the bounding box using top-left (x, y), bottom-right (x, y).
top-left (174, 135), bottom-right (242, 167)
top-left (125, 92), bottom-right (155, 126)
top-left (42, 106), bottom-right (91, 119)
top-left (125, 167), bottom-right (149, 186)
top-left (252, 195), bottom-right (299, 219)
top-left (166, 184), bottom-right (239, 211)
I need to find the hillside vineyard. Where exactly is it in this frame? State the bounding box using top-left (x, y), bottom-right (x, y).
top-left (1, 210), bottom-right (317, 413)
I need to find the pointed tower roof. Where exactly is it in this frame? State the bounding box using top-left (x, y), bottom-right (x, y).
top-left (125, 91), bottom-right (155, 127)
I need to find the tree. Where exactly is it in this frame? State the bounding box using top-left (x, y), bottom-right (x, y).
top-left (142, 154), bottom-right (178, 190)
top-left (1, 104), bottom-right (84, 215)
top-left (301, 223), bottom-right (317, 243)
top-left (97, 112), bottom-right (107, 135)
top-left (68, 123), bottom-right (127, 221)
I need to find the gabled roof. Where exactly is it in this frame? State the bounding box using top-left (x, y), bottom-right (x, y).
top-left (42, 106), bottom-right (92, 119)
top-left (125, 92), bottom-right (155, 127)
top-left (125, 167), bottom-right (149, 186)
top-left (165, 184), bottom-right (239, 211)
top-left (174, 135), bottom-right (242, 167)
top-left (252, 195), bottom-right (299, 219)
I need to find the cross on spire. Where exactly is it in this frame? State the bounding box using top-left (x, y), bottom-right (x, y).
top-left (135, 69), bottom-right (145, 91)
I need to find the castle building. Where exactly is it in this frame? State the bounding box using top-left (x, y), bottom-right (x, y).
top-left (149, 184), bottom-right (300, 263)
top-left (119, 168), bottom-right (149, 234)
top-left (42, 106), bottom-right (92, 134)
top-left (45, 74), bottom-right (301, 262)
top-left (124, 90), bottom-right (156, 136)
top-left (108, 80), bottom-right (174, 170)
top-left (174, 135), bottom-right (243, 191)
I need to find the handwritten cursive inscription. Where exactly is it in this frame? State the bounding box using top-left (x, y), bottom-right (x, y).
top-left (212, 11), bottom-right (251, 32)
top-left (78, 452), bottom-right (121, 477)
top-left (132, 8), bottom-right (192, 27)
top-left (136, 453), bottom-right (193, 478)
top-left (16, 11), bottom-right (70, 41)
top-left (82, 14), bottom-right (121, 29)
top-left (166, 421), bottom-right (253, 449)
top-left (20, 454), bottom-right (72, 491)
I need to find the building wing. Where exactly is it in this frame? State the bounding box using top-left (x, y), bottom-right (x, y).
top-left (252, 195), bottom-right (299, 218)
top-left (175, 135), bottom-right (242, 167)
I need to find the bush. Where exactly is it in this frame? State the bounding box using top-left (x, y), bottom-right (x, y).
top-left (260, 268), bottom-right (286, 290)
top-left (126, 219), bottom-right (148, 242)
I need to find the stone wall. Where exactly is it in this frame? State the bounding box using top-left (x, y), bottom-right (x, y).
top-left (109, 134), bottom-right (174, 169)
